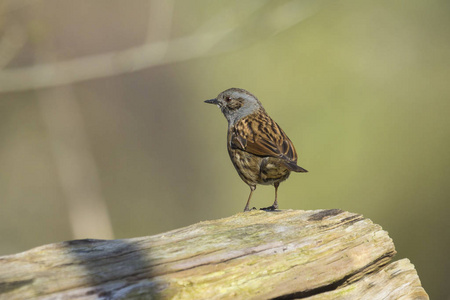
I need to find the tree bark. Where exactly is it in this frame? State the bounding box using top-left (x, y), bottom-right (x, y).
top-left (0, 209), bottom-right (429, 299)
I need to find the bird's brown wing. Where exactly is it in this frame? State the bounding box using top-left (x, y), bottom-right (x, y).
top-left (230, 113), bottom-right (298, 163)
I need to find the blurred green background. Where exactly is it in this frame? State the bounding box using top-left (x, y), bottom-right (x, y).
top-left (1, 0), bottom-right (449, 298)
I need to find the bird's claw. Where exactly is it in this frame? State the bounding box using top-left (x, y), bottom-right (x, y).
top-left (260, 205), bottom-right (278, 211)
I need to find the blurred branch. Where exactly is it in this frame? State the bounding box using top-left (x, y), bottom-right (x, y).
top-left (146, 0), bottom-right (175, 43)
top-left (38, 86), bottom-right (115, 239)
top-left (0, 0), bottom-right (322, 93)
top-left (0, 30), bottom-right (231, 93)
top-left (0, 21), bottom-right (27, 69)
top-left (31, 12), bottom-right (114, 238)
top-left (141, 0), bottom-right (175, 62)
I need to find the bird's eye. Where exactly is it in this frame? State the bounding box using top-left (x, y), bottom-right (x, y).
top-left (225, 96), bottom-right (231, 102)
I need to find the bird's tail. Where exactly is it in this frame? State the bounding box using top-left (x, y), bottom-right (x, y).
top-left (283, 160), bottom-right (308, 173)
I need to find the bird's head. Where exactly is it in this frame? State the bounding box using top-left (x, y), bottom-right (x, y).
top-left (204, 88), bottom-right (264, 126)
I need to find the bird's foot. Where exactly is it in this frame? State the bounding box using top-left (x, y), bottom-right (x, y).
top-left (260, 205), bottom-right (278, 211)
top-left (244, 207), bottom-right (258, 212)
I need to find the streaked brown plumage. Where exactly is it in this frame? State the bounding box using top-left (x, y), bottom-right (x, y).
top-left (205, 88), bottom-right (307, 212)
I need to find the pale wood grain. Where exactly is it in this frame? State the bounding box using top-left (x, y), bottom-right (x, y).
top-left (0, 209), bottom-right (429, 299)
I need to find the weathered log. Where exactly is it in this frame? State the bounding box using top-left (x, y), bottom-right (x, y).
top-left (0, 209), bottom-right (428, 299)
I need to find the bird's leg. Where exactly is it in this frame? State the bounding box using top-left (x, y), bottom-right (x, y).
top-left (260, 182), bottom-right (279, 211)
top-left (243, 185), bottom-right (256, 212)
top-left (273, 182), bottom-right (279, 209)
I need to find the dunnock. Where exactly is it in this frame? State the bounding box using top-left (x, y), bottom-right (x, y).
top-left (205, 88), bottom-right (307, 212)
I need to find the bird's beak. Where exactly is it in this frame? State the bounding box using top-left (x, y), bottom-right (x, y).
top-left (204, 98), bottom-right (219, 105)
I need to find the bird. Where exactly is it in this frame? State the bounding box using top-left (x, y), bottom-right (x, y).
top-left (204, 88), bottom-right (307, 212)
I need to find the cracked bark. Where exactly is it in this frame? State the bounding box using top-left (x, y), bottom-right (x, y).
top-left (0, 209), bottom-right (428, 299)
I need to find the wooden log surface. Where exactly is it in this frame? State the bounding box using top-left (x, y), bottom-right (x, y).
top-left (0, 209), bottom-right (429, 299)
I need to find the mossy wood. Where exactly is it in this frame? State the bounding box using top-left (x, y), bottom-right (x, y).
top-left (0, 209), bottom-right (428, 299)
